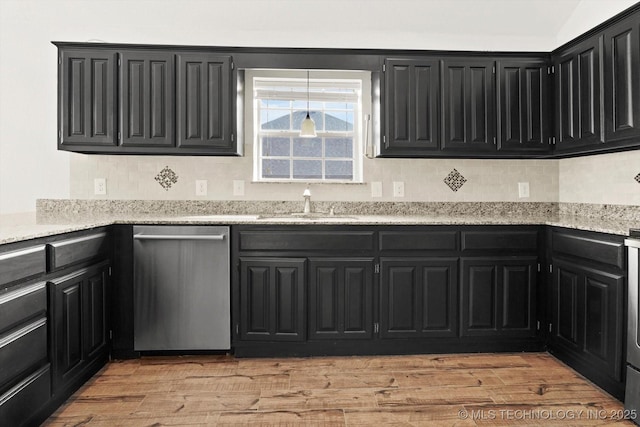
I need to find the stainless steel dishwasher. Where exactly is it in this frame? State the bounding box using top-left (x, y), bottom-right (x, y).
top-left (133, 225), bottom-right (230, 351)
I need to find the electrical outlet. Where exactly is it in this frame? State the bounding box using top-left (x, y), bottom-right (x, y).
top-left (393, 181), bottom-right (405, 197)
top-left (371, 181), bottom-right (382, 198)
top-left (94, 178), bottom-right (106, 195)
top-left (233, 180), bottom-right (245, 196)
top-left (195, 180), bottom-right (207, 196)
top-left (518, 182), bottom-right (530, 198)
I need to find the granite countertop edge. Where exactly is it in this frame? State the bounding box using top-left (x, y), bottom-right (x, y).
top-left (1, 213), bottom-right (637, 245)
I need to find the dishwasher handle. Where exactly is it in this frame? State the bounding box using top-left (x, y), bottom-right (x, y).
top-left (133, 234), bottom-right (226, 241)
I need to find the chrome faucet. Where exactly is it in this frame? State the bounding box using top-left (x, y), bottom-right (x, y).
top-left (303, 187), bottom-right (311, 214)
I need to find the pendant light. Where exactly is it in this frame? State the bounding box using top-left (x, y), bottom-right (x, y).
top-left (299, 70), bottom-right (317, 138)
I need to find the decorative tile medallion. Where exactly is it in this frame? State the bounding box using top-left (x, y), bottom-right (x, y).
top-left (155, 166), bottom-right (178, 191)
top-left (444, 169), bottom-right (467, 192)
top-left (635, 173), bottom-right (640, 184)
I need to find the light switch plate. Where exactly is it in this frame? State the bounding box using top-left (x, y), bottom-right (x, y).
top-left (94, 178), bottom-right (106, 195)
top-left (195, 180), bottom-right (207, 196)
top-left (393, 181), bottom-right (405, 197)
top-left (371, 181), bottom-right (382, 198)
top-left (233, 180), bottom-right (245, 196)
top-left (518, 182), bottom-right (530, 198)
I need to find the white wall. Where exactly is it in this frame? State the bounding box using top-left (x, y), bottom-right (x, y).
top-left (556, 0), bottom-right (638, 46)
top-left (0, 0), bottom-right (637, 214)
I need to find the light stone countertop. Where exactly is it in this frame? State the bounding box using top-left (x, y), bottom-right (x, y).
top-left (1, 211), bottom-right (638, 245)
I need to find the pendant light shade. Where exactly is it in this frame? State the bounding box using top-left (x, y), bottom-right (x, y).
top-left (299, 70), bottom-right (317, 138)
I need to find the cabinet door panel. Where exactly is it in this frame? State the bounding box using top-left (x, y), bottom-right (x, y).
top-left (381, 258), bottom-right (457, 338)
top-left (308, 259), bottom-right (373, 340)
top-left (556, 265), bottom-right (579, 347)
top-left (384, 59), bottom-right (439, 153)
top-left (604, 18), bottom-right (640, 142)
top-left (497, 60), bottom-right (549, 151)
top-left (442, 59), bottom-right (495, 151)
top-left (240, 258), bottom-right (306, 341)
top-left (84, 269), bottom-right (108, 359)
top-left (502, 262), bottom-right (535, 331)
top-left (466, 265), bottom-right (497, 331)
top-left (120, 52), bottom-right (174, 147)
top-left (60, 50), bottom-right (117, 146)
top-left (462, 257), bottom-right (536, 337)
top-left (554, 37), bottom-right (603, 150)
top-left (177, 54), bottom-right (232, 150)
top-left (51, 276), bottom-right (84, 391)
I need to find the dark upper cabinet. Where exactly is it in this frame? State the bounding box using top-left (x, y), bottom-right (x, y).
top-left (441, 58), bottom-right (496, 152)
top-left (308, 258), bottom-right (374, 340)
top-left (380, 257), bottom-right (458, 338)
top-left (59, 49), bottom-right (117, 147)
top-left (176, 53), bottom-right (234, 151)
top-left (603, 15), bottom-right (640, 144)
top-left (460, 257), bottom-right (537, 337)
top-left (496, 60), bottom-right (550, 152)
top-left (553, 35), bottom-right (604, 150)
top-left (239, 258), bottom-right (306, 342)
top-left (119, 51), bottom-right (175, 147)
top-left (382, 58), bottom-right (440, 155)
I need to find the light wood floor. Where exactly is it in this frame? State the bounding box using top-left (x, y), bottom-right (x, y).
top-left (43, 352), bottom-right (634, 426)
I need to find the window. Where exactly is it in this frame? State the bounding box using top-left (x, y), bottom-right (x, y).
top-left (250, 71), bottom-right (367, 182)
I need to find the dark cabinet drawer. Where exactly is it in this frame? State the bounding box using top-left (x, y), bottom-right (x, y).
top-left (239, 230), bottom-right (375, 252)
top-left (0, 245), bottom-right (46, 289)
top-left (47, 232), bottom-right (110, 270)
top-left (0, 317), bottom-right (47, 388)
top-left (0, 364), bottom-right (51, 427)
top-left (461, 230), bottom-right (539, 251)
top-left (0, 282), bottom-right (46, 334)
top-left (379, 231), bottom-right (458, 252)
top-left (551, 230), bottom-right (624, 269)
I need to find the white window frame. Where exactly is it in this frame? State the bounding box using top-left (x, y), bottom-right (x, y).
top-left (247, 69), bottom-right (369, 183)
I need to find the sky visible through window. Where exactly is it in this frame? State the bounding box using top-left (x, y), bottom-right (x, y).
top-left (255, 79), bottom-right (360, 181)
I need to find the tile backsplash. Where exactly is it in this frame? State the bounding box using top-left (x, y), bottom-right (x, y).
top-left (69, 151), bottom-right (559, 203)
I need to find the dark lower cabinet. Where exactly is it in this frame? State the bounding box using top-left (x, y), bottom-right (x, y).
top-left (308, 258), bottom-right (374, 339)
top-left (551, 258), bottom-right (625, 383)
top-left (548, 227), bottom-right (627, 400)
top-left (461, 257), bottom-right (537, 337)
top-left (50, 261), bottom-right (110, 394)
top-left (239, 257), bottom-right (306, 341)
top-left (380, 257), bottom-right (458, 338)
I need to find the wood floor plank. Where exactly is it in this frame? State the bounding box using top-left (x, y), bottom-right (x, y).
top-left (42, 353), bottom-right (630, 426)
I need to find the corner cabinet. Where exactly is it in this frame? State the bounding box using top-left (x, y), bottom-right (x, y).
top-left (55, 44), bottom-right (239, 155)
top-left (548, 227), bottom-right (626, 400)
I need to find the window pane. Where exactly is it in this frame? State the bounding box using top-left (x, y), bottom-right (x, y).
top-left (262, 99), bottom-right (290, 108)
top-left (325, 160), bottom-right (353, 180)
top-left (262, 137), bottom-right (290, 156)
top-left (293, 137), bottom-right (322, 157)
top-left (325, 102), bottom-right (353, 110)
top-left (325, 111), bottom-right (353, 131)
top-left (292, 111), bottom-right (324, 131)
top-left (261, 110), bottom-right (290, 130)
top-left (262, 159), bottom-right (290, 179)
top-left (325, 137), bottom-right (353, 158)
top-left (293, 160), bottom-right (322, 179)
